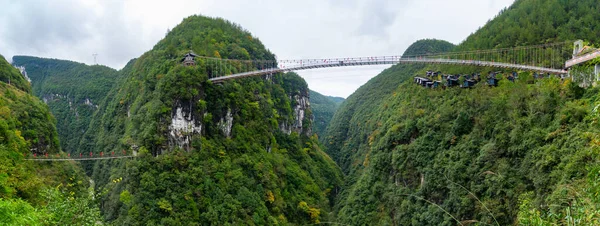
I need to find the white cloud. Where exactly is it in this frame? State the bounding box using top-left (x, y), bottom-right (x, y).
top-left (0, 0), bottom-right (514, 98)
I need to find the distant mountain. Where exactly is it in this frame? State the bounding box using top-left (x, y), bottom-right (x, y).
top-left (12, 56), bottom-right (120, 154)
top-left (325, 39), bottom-right (456, 171)
top-left (309, 90), bottom-right (344, 141)
top-left (327, 96), bottom-right (344, 105)
top-left (403, 39), bottom-right (455, 56)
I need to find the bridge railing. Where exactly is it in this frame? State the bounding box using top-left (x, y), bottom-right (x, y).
top-left (566, 49), bottom-right (600, 68)
top-left (204, 41), bottom-right (573, 81)
top-left (23, 151), bottom-right (136, 161)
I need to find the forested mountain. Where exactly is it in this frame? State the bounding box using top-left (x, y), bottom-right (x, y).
top-left (78, 15), bottom-right (342, 224)
top-left (309, 90), bottom-right (344, 141)
top-left (3, 0), bottom-right (599, 224)
top-left (459, 0), bottom-right (600, 50)
top-left (326, 95), bottom-right (344, 105)
top-left (402, 39), bottom-right (456, 56)
top-left (11, 56), bottom-right (120, 154)
top-left (0, 55), bottom-right (30, 93)
top-left (326, 0), bottom-right (600, 224)
top-left (325, 39), bottom-right (456, 172)
top-left (0, 55), bottom-right (102, 225)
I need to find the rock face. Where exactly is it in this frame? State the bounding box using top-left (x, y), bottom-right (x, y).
top-left (15, 66), bottom-right (31, 83)
top-left (84, 98), bottom-right (98, 108)
top-left (168, 101), bottom-right (202, 150)
top-left (167, 90), bottom-right (311, 149)
top-left (218, 108), bottom-right (233, 138)
top-left (41, 93), bottom-right (98, 109)
top-left (280, 92), bottom-right (311, 136)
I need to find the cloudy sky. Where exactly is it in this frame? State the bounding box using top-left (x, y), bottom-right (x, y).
top-left (0, 0), bottom-right (514, 98)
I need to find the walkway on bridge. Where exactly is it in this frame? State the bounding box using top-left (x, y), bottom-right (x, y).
top-left (184, 41), bottom-right (578, 83)
top-left (24, 151), bottom-right (136, 161)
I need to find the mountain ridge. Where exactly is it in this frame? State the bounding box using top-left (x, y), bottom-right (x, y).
top-left (326, 0), bottom-right (600, 224)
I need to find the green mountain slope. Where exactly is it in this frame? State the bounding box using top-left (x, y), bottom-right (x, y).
top-left (81, 15), bottom-right (342, 225)
top-left (11, 56), bottom-right (120, 154)
top-left (309, 90), bottom-right (344, 141)
top-left (327, 96), bottom-right (344, 106)
top-left (326, 0), bottom-right (600, 224)
top-left (0, 55), bottom-right (30, 93)
top-left (0, 57), bottom-right (59, 155)
top-left (403, 39), bottom-right (456, 56)
top-left (0, 55), bottom-right (102, 225)
top-left (325, 39), bottom-right (456, 173)
top-left (459, 0), bottom-right (600, 49)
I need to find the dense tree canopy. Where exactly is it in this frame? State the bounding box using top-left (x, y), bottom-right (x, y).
top-left (403, 39), bottom-right (456, 56)
top-left (326, 0), bottom-right (600, 224)
top-left (0, 56), bottom-right (102, 225)
top-left (309, 90), bottom-right (344, 142)
top-left (12, 56), bottom-right (120, 154)
top-left (459, 0), bottom-right (600, 50)
top-left (79, 15), bottom-right (343, 225)
top-left (0, 55), bottom-right (30, 93)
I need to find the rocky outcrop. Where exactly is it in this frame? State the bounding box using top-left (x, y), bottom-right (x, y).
top-left (280, 93), bottom-right (312, 136)
top-left (168, 101), bottom-right (202, 150)
top-left (84, 98), bottom-right (99, 108)
top-left (218, 108), bottom-right (233, 138)
top-left (15, 66), bottom-right (31, 83)
top-left (41, 93), bottom-right (98, 109)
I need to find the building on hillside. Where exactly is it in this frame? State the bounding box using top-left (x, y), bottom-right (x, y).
top-left (182, 51), bottom-right (198, 66)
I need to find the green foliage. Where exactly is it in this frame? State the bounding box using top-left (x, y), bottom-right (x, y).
top-left (0, 82), bottom-right (59, 156)
top-left (333, 78), bottom-right (600, 225)
top-left (309, 90), bottom-right (344, 142)
top-left (517, 165), bottom-right (600, 225)
top-left (41, 187), bottom-right (102, 225)
top-left (0, 54), bottom-right (30, 93)
top-left (0, 198), bottom-right (43, 225)
top-left (76, 15), bottom-right (343, 225)
top-left (0, 55), bottom-right (103, 225)
top-left (570, 53), bottom-right (600, 87)
top-left (403, 39), bottom-right (456, 56)
top-left (325, 39), bottom-right (457, 172)
top-left (326, 1), bottom-right (600, 224)
top-left (12, 56), bottom-right (120, 154)
top-left (459, 0), bottom-right (600, 49)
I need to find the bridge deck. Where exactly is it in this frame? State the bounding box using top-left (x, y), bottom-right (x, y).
top-left (209, 57), bottom-right (568, 83)
top-left (566, 50), bottom-right (600, 68)
top-left (25, 156), bottom-right (135, 161)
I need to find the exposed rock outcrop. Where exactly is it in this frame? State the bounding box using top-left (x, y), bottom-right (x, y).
top-left (168, 101), bottom-right (202, 150)
top-left (15, 65), bottom-right (31, 83)
top-left (280, 92), bottom-right (312, 136)
top-left (218, 108), bottom-right (233, 138)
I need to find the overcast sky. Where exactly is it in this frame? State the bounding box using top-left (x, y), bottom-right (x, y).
top-left (0, 0), bottom-right (514, 98)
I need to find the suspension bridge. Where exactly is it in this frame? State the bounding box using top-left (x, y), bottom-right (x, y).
top-left (188, 41), bottom-right (599, 83)
top-left (24, 151), bottom-right (136, 161)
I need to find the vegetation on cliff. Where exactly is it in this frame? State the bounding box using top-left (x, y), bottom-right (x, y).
top-left (12, 56), bottom-right (120, 154)
top-left (326, 0), bottom-right (600, 224)
top-left (309, 90), bottom-right (344, 142)
top-left (79, 15), bottom-right (342, 225)
top-left (0, 56), bottom-right (101, 225)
